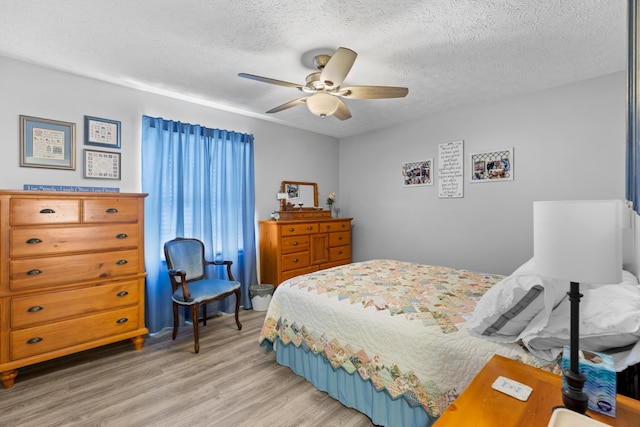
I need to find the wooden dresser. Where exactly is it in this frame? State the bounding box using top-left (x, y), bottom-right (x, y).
top-left (259, 217), bottom-right (352, 287)
top-left (0, 190), bottom-right (148, 388)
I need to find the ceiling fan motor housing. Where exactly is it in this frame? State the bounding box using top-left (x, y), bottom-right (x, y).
top-left (313, 54), bottom-right (331, 70)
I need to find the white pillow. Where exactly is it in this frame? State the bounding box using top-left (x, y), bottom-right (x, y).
top-left (522, 283), bottom-right (640, 362)
top-left (466, 269), bottom-right (567, 342)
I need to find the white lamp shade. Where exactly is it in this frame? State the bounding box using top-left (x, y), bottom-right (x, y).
top-left (306, 93), bottom-right (340, 117)
top-left (533, 200), bottom-right (623, 284)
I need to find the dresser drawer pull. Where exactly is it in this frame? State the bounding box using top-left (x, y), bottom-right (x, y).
top-left (289, 227), bottom-right (295, 232)
top-left (338, 237), bottom-right (343, 241)
top-left (293, 258), bottom-right (299, 263)
top-left (306, 226), bottom-right (313, 230)
top-left (116, 291), bottom-right (129, 297)
top-left (116, 259), bottom-right (128, 265)
top-left (293, 241), bottom-right (299, 246)
top-left (27, 305), bottom-right (44, 313)
top-left (116, 233), bottom-right (128, 239)
top-left (116, 318), bottom-right (129, 324)
top-left (341, 224), bottom-right (346, 228)
top-left (39, 208), bottom-right (55, 214)
top-left (27, 269), bottom-right (42, 276)
top-left (106, 208), bottom-right (119, 214)
top-left (26, 238), bottom-right (43, 244)
top-left (338, 251), bottom-right (343, 255)
top-left (27, 337), bottom-right (43, 345)
top-left (326, 225), bottom-right (330, 229)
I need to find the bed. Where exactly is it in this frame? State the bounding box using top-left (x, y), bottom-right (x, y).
top-left (258, 255), bottom-right (640, 426)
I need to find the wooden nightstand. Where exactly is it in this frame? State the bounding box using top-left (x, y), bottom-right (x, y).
top-left (435, 355), bottom-right (640, 426)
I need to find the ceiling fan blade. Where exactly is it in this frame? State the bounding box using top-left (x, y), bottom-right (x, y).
top-left (320, 47), bottom-right (357, 89)
top-left (338, 86), bottom-right (409, 99)
top-left (266, 97), bottom-right (308, 114)
top-left (238, 73), bottom-right (303, 90)
top-left (333, 99), bottom-right (352, 121)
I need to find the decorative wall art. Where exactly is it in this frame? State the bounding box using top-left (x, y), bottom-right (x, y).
top-left (84, 149), bottom-right (121, 180)
top-left (438, 140), bottom-right (464, 198)
top-left (84, 116), bottom-right (121, 148)
top-left (470, 148), bottom-right (514, 182)
top-left (20, 115), bottom-right (76, 170)
top-left (24, 184), bottom-right (120, 192)
top-left (402, 159), bottom-right (434, 187)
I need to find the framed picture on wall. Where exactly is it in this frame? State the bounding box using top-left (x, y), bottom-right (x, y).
top-left (20, 115), bottom-right (76, 170)
top-left (84, 149), bottom-right (121, 180)
top-left (402, 159), bottom-right (434, 186)
top-left (84, 115), bottom-right (121, 148)
top-left (469, 148), bottom-right (514, 182)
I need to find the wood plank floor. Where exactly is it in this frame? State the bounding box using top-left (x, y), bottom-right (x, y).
top-left (0, 309), bottom-right (375, 427)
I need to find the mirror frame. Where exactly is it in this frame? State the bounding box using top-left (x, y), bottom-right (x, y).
top-left (280, 181), bottom-right (318, 210)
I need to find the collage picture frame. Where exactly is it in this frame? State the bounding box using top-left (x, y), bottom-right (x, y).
top-left (402, 159), bottom-right (434, 187)
top-left (469, 148), bottom-right (514, 183)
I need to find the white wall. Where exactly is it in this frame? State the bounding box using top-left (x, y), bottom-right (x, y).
top-left (0, 56), bottom-right (340, 222)
top-left (2, 56), bottom-right (626, 277)
top-left (339, 72), bottom-right (626, 275)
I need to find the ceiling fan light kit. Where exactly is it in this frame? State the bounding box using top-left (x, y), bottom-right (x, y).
top-left (239, 47), bottom-right (408, 120)
top-left (306, 92), bottom-right (340, 117)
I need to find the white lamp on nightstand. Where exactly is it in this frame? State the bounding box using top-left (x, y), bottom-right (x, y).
top-left (533, 200), bottom-right (623, 414)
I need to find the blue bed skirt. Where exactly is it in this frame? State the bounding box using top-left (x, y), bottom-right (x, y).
top-left (273, 337), bottom-right (436, 427)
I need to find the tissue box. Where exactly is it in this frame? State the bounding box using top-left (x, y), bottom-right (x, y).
top-left (561, 346), bottom-right (616, 417)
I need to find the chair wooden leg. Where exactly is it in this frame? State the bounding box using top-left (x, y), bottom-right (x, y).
top-left (234, 289), bottom-right (242, 330)
top-left (172, 302), bottom-right (179, 340)
top-left (191, 304), bottom-right (200, 353)
top-left (202, 303), bottom-right (207, 326)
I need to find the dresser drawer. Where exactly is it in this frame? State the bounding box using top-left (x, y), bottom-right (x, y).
top-left (10, 306), bottom-right (140, 360)
top-left (83, 198), bottom-right (140, 223)
top-left (10, 249), bottom-right (140, 290)
top-left (321, 220), bottom-right (351, 232)
top-left (281, 235), bottom-right (309, 254)
top-left (10, 224), bottom-right (140, 257)
top-left (11, 280), bottom-right (140, 328)
top-left (281, 252), bottom-right (310, 271)
top-left (280, 223), bottom-right (318, 236)
top-left (10, 198), bottom-right (81, 225)
top-left (329, 245), bottom-right (351, 262)
top-left (329, 231), bottom-right (351, 247)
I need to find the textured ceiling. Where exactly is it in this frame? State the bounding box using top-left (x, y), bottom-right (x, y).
top-left (0, 0), bottom-right (627, 139)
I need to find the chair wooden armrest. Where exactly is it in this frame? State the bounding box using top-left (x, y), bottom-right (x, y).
top-left (167, 269), bottom-right (191, 301)
top-left (205, 260), bottom-right (235, 281)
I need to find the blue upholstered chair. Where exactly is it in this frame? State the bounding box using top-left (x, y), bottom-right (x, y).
top-left (164, 237), bottom-right (242, 353)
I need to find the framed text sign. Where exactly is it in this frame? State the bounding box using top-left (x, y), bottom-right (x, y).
top-left (438, 140), bottom-right (464, 198)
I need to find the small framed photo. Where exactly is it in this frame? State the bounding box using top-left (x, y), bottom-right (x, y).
top-left (402, 159), bottom-right (434, 186)
top-left (84, 149), bottom-right (121, 180)
top-left (469, 148), bottom-right (514, 182)
top-left (84, 116), bottom-right (121, 148)
top-left (20, 115), bottom-right (76, 170)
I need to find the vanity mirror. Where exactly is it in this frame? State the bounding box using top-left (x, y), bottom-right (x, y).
top-left (280, 181), bottom-right (319, 210)
top-left (278, 181), bottom-right (331, 219)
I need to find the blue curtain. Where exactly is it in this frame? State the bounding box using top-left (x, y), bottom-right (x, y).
top-left (141, 115), bottom-right (257, 334)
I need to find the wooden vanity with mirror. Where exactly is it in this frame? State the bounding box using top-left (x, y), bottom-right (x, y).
top-left (259, 181), bottom-right (352, 286)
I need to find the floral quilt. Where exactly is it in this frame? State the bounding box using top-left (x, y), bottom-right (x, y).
top-left (259, 260), bottom-right (556, 418)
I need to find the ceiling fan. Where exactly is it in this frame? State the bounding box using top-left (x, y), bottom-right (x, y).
top-left (238, 47), bottom-right (409, 120)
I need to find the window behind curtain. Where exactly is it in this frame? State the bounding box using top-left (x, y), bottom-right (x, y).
top-left (141, 115), bottom-right (257, 333)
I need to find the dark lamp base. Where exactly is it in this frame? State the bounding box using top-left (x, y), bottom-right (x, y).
top-left (561, 368), bottom-right (588, 414)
